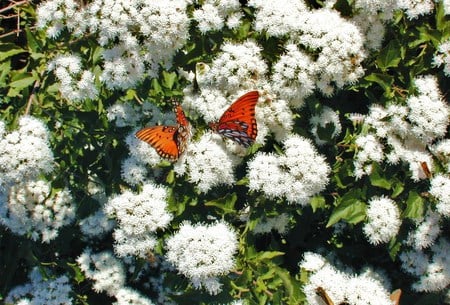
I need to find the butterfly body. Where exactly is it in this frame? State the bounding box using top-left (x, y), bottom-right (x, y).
top-left (136, 104), bottom-right (190, 162)
top-left (210, 91), bottom-right (259, 147)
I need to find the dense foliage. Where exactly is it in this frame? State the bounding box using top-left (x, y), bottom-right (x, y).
top-left (0, 0), bottom-right (449, 304)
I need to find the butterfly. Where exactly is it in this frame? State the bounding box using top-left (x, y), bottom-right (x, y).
top-left (135, 103), bottom-right (190, 162)
top-left (209, 91), bottom-right (260, 147)
top-left (420, 161), bottom-right (432, 179)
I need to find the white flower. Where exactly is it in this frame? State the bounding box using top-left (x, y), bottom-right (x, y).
top-left (353, 134), bottom-right (385, 178)
top-left (193, 0), bottom-right (240, 33)
top-left (175, 132), bottom-right (241, 193)
top-left (248, 134), bottom-right (330, 205)
top-left (104, 183), bottom-right (172, 258)
top-left (407, 75), bottom-right (449, 143)
top-left (48, 54), bottom-right (99, 101)
top-left (310, 106), bottom-right (342, 145)
top-left (165, 221), bottom-right (238, 295)
top-left (113, 287), bottom-right (155, 305)
top-left (255, 94), bottom-right (293, 143)
top-left (397, 0), bottom-right (435, 19)
top-left (79, 209), bottom-right (115, 239)
top-left (77, 249), bottom-right (126, 296)
top-left (5, 268), bottom-right (73, 305)
top-left (406, 210), bottom-right (441, 250)
top-left (363, 196), bottom-right (401, 245)
top-left (0, 180), bottom-right (75, 243)
top-left (0, 116), bottom-right (54, 187)
top-left (298, 252), bottom-right (327, 272)
top-left (253, 213), bottom-right (290, 235)
top-left (270, 43), bottom-right (315, 107)
top-left (353, 0), bottom-right (398, 20)
top-left (431, 139), bottom-right (450, 172)
top-left (430, 174), bottom-right (450, 217)
top-left (433, 38), bottom-right (450, 76)
top-left (345, 273), bottom-right (393, 305)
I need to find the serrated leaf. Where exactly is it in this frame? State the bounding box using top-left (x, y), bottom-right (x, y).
top-left (162, 71), bottom-right (177, 89)
top-left (403, 191), bottom-right (424, 219)
top-left (376, 39), bottom-right (402, 70)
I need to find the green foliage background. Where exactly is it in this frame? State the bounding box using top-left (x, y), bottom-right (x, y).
top-left (0, 0), bottom-right (449, 304)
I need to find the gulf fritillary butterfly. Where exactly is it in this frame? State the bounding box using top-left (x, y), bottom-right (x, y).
top-left (135, 103), bottom-right (190, 162)
top-left (209, 91), bottom-right (260, 147)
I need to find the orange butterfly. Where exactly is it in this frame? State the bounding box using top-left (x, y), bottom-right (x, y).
top-left (135, 103), bottom-right (190, 162)
top-left (209, 91), bottom-right (259, 147)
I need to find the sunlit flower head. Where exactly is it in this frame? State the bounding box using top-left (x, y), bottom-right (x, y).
top-left (429, 174), bottom-right (450, 217)
top-left (363, 196), bottom-right (401, 245)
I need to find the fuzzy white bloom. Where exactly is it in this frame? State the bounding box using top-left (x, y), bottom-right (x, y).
top-left (300, 253), bottom-right (394, 305)
top-left (0, 180), bottom-right (75, 243)
top-left (430, 174), bottom-right (450, 217)
top-left (351, 13), bottom-right (386, 51)
top-left (270, 43), bottom-right (315, 107)
top-left (397, 0), bottom-right (435, 19)
top-left (5, 268), bottom-right (73, 305)
top-left (79, 209), bottom-right (115, 239)
top-left (248, 135), bottom-right (330, 205)
top-left (400, 237), bottom-right (450, 292)
top-left (310, 106), bottom-right (342, 145)
top-left (248, 0), bottom-right (308, 37)
top-left (255, 94), bottom-right (293, 143)
top-left (432, 139), bottom-right (450, 172)
top-left (407, 75), bottom-right (449, 143)
top-left (174, 132), bottom-right (241, 193)
top-left (353, 134), bottom-right (384, 178)
top-left (433, 39), bottom-right (450, 76)
top-left (253, 213), bottom-right (290, 235)
top-left (292, 9), bottom-right (366, 96)
top-left (193, 0), bottom-right (241, 33)
top-left (0, 116), bottom-right (54, 187)
top-left (121, 156), bottom-right (151, 186)
top-left (363, 196), bottom-right (401, 245)
top-left (165, 221), bottom-right (238, 295)
top-left (38, 0), bottom-right (190, 90)
top-left (444, 0), bottom-right (450, 15)
top-left (199, 40), bottom-right (268, 93)
top-left (48, 54), bottom-right (99, 100)
top-left (77, 249), bottom-right (126, 296)
top-left (353, 0), bottom-right (398, 20)
top-left (107, 102), bottom-right (141, 127)
top-left (406, 210), bottom-right (441, 250)
top-left (113, 287), bottom-right (155, 305)
top-left (104, 183), bottom-right (172, 258)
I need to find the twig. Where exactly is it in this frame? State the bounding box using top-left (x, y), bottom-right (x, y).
top-left (24, 80), bottom-right (40, 115)
top-left (0, 0), bottom-right (29, 14)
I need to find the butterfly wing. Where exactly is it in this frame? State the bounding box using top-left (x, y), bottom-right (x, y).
top-left (135, 125), bottom-right (180, 161)
top-left (212, 91), bottom-right (259, 147)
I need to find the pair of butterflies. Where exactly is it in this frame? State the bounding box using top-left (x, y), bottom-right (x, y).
top-left (135, 91), bottom-right (260, 162)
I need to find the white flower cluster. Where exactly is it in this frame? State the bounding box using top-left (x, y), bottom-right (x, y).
top-left (400, 237), bottom-right (450, 292)
top-left (0, 116), bottom-right (54, 187)
top-left (299, 252), bottom-right (394, 305)
top-left (79, 209), bottom-right (115, 239)
top-left (363, 196), bottom-right (401, 245)
top-left (429, 174), bottom-right (450, 217)
top-left (353, 75), bottom-right (448, 180)
top-left (104, 183), bottom-right (173, 258)
top-left (165, 221), bottom-right (238, 295)
top-left (48, 54), bottom-right (98, 101)
top-left (37, 0), bottom-right (190, 93)
top-left (0, 180), bottom-right (75, 243)
top-left (433, 38), bottom-right (450, 77)
top-left (193, 0), bottom-right (242, 33)
top-left (248, 135), bottom-right (330, 205)
top-left (406, 210), bottom-right (441, 250)
top-left (77, 249), bottom-right (156, 304)
top-left (309, 106), bottom-right (342, 145)
top-left (5, 268), bottom-right (73, 305)
top-left (397, 0), bottom-right (435, 19)
top-left (174, 132), bottom-right (241, 193)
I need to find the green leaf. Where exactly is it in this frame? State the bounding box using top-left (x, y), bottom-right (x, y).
top-left (364, 73), bottom-right (394, 91)
top-left (310, 195), bottom-right (326, 212)
top-left (204, 193), bottom-right (237, 214)
top-left (388, 237), bottom-right (401, 261)
top-left (0, 43), bottom-right (26, 61)
top-left (369, 163), bottom-right (392, 190)
top-left (67, 262), bottom-right (85, 284)
top-left (25, 26), bottom-right (42, 53)
top-left (403, 191), bottom-right (424, 219)
top-left (327, 193), bottom-right (366, 227)
top-left (256, 251), bottom-right (284, 261)
top-left (162, 71), bottom-right (177, 89)
top-left (376, 39), bottom-right (402, 70)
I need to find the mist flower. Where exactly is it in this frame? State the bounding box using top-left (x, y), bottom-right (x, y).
top-left (248, 135), bottom-right (330, 205)
top-left (0, 116), bottom-right (54, 188)
top-left (79, 209), bottom-right (115, 239)
top-left (310, 106), bottom-right (342, 145)
top-left (429, 174), bottom-right (450, 217)
top-left (193, 0), bottom-right (241, 33)
top-left (397, 0), bottom-right (435, 19)
top-left (363, 196), bottom-right (401, 245)
top-left (104, 183), bottom-right (173, 258)
top-left (165, 221), bottom-right (238, 295)
top-left (253, 213), bottom-right (290, 235)
top-left (406, 210), bottom-right (441, 250)
top-left (5, 268), bottom-right (73, 305)
top-left (0, 180), bottom-right (75, 243)
top-left (433, 39), bottom-right (450, 76)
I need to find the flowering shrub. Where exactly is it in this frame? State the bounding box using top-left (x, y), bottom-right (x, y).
top-left (0, 0), bottom-right (449, 304)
